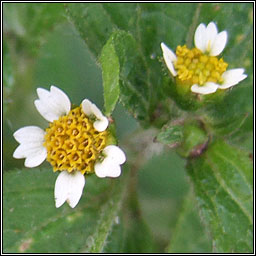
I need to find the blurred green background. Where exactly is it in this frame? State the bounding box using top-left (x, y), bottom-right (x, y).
top-left (3, 3), bottom-right (252, 253)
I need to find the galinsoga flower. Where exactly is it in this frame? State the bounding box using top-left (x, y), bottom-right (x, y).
top-left (13, 86), bottom-right (126, 208)
top-left (161, 22), bottom-right (247, 95)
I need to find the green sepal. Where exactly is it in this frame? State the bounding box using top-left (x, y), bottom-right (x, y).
top-left (162, 74), bottom-right (226, 111)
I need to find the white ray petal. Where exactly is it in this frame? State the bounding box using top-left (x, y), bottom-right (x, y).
top-left (210, 31), bottom-right (228, 56)
top-left (95, 160), bottom-right (121, 178)
top-left (205, 22), bottom-right (218, 52)
top-left (13, 144), bottom-right (29, 159)
top-left (191, 82), bottom-right (218, 95)
top-left (50, 86), bottom-right (71, 114)
top-left (219, 69), bottom-right (247, 89)
top-left (24, 147), bottom-right (47, 168)
top-left (82, 99), bottom-right (99, 117)
top-left (13, 142), bottom-right (45, 158)
top-left (93, 118), bottom-right (109, 132)
top-left (103, 145), bottom-right (126, 165)
top-left (94, 161), bottom-right (107, 178)
top-left (34, 100), bottom-right (60, 123)
top-left (34, 86), bottom-right (71, 122)
top-left (54, 171), bottom-right (85, 208)
top-left (55, 172), bottom-right (68, 208)
top-left (194, 23), bottom-right (207, 52)
top-left (161, 42), bottom-right (177, 76)
top-left (13, 143), bottom-right (47, 168)
top-left (13, 126), bottom-right (45, 144)
top-left (104, 163), bottom-right (121, 178)
top-left (81, 99), bottom-right (109, 132)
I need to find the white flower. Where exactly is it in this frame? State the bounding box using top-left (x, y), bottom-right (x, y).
top-left (13, 85), bottom-right (126, 208)
top-left (194, 21), bottom-right (227, 56)
top-left (161, 22), bottom-right (247, 95)
top-left (95, 145), bottom-right (126, 178)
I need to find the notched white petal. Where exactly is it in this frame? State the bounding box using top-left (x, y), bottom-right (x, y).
top-left (205, 22), bottom-right (218, 52)
top-left (161, 42), bottom-right (177, 76)
top-left (13, 126), bottom-right (45, 144)
top-left (104, 163), bottom-right (121, 178)
top-left (13, 142), bottom-right (45, 158)
top-left (95, 160), bottom-right (121, 178)
top-left (161, 42), bottom-right (177, 61)
top-left (93, 118), bottom-right (109, 132)
top-left (95, 145), bottom-right (126, 178)
top-left (82, 99), bottom-right (109, 132)
top-left (13, 145), bottom-right (25, 159)
top-left (219, 68), bottom-right (247, 89)
top-left (55, 171), bottom-right (85, 208)
top-left (55, 171), bottom-right (68, 208)
top-left (194, 23), bottom-right (207, 52)
top-left (24, 147), bottom-right (47, 168)
top-left (34, 100), bottom-right (59, 123)
top-left (50, 86), bottom-right (71, 114)
top-left (35, 86), bottom-right (71, 122)
top-left (66, 172), bottom-right (86, 208)
top-left (103, 145), bottom-right (126, 165)
top-left (94, 162), bottom-right (107, 178)
top-left (206, 22), bottom-right (218, 36)
top-left (81, 99), bottom-right (93, 116)
top-left (210, 31), bottom-right (227, 56)
top-left (13, 145), bottom-right (47, 167)
top-left (13, 126), bottom-right (47, 168)
top-left (191, 82), bottom-right (218, 95)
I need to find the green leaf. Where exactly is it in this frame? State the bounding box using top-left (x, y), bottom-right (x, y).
top-left (99, 30), bottom-right (151, 122)
top-left (167, 191), bottom-right (211, 253)
top-left (3, 168), bottom-right (126, 253)
top-left (187, 140), bottom-right (253, 253)
top-left (102, 216), bottom-right (125, 253)
top-left (65, 4), bottom-right (153, 124)
top-left (80, 185), bottom-right (123, 253)
top-left (100, 36), bottom-right (120, 116)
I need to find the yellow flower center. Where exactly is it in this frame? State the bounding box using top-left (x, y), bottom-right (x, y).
top-left (174, 45), bottom-right (228, 86)
top-left (43, 106), bottom-right (108, 174)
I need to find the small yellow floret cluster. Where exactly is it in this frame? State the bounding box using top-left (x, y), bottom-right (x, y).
top-left (175, 45), bottom-right (228, 85)
top-left (44, 106), bottom-right (108, 174)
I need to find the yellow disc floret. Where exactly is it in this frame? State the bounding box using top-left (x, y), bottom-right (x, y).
top-left (175, 45), bottom-right (228, 86)
top-left (44, 106), bottom-right (108, 174)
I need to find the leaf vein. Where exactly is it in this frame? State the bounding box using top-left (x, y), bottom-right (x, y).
top-left (205, 154), bottom-right (252, 225)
